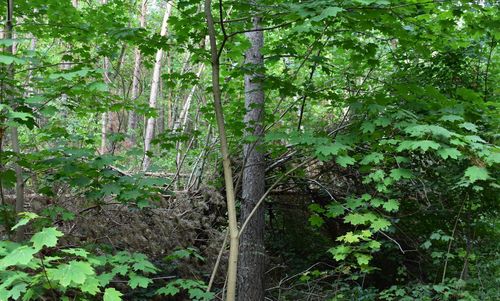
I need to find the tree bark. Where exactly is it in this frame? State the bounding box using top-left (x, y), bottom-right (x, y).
top-left (5, 0), bottom-right (25, 242)
top-left (238, 4), bottom-right (266, 300)
top-left (142, 2), bottom-right (173, 170)
top-left (100, 0), bottom-right (110, 154)
top-left (126, 0), bottom-right (147, 146)
top-left (204, 1), bottom-right (239, 300)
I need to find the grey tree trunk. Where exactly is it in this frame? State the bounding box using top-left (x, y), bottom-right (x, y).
top-left (5, 0), bottom-right (25, 242)
top-left (238, 8), bottom-right (266, 301)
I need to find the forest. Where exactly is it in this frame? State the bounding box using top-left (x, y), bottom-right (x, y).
top-left (0, 0), bottom-right (498, 300)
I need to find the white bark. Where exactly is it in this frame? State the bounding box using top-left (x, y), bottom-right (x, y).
top-left (174, 64), bottom-right (205, 131)
top-left (142, 2), bottom-right (173, 170)
top-left (100, 0), bottom-right (110, 154)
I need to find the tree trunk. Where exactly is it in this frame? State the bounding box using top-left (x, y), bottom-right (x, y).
top-left (5, 0), bottom-right (25, 242)
top-left (142, 2), bottom-right (173, 171)
top-left (166, 51), bottom-right (173, 129)
top-left (126, 0), bottom-right (147, 146)
top-left (238, 5), bottom-right (266, 300)
top-left (205, 1), bottom-right (239, 300)
top-left (100, 0), bottom-right (110, 154)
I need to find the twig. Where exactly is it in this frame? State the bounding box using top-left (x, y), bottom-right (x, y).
top-left (207, 229), bottom-right (229, 292)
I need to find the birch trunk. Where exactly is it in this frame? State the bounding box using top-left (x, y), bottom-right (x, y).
top-left (142, 2), bottom-right (173, 170)
top-left (238, 3), bottom-right (266, 299)
top-left (100, 0), bottom-right (110, 154)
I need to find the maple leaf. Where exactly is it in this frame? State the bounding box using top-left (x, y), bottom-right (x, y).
top-left (437, 147), bottom-right (461, 160)
top-left (128, 273), bottom-right (152, 289)
top-left (0, 246), bottom-right (37, 268)
top-left (31, 227), bottom-right (63, 250)
top-left (463, 166), bottom-right (491, 183)
top-left (336, 155), bottom-right (356, 167)
top-left (50, 261), bottom-right (94, 287)
top-left (382, 199), bottom-right (400, 212)
top-left (104, 288), bottom-right (123, 301)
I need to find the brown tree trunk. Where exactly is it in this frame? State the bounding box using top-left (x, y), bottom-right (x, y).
top-left (238, 4), bottom-right (266, 300)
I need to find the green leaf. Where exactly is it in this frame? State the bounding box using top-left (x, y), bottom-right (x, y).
top-left (370, 197), bottom-right (384, 208)
top-left (325, 203), bottom-right (345, 218)
top-left (188, 288), bottom-right (214, 301)
top-left (339, 232), bottom-right (361, 243)
top-left (81, 277), bottom-right (101, 295)
top-left (8, 283), bottom-right (27, 300)
top-left (131, 258), bottom-right (157, 273)
top-left (360, 152), bottom-right (384, 165)
top-left (344, 213), bottom-right (374, 225)
top-left (361, 121), bottom-right (375, 133)
top-left (309, 214), bottom-right (324, 227)
top-left (102, 183), bottom-right (121, 196)
top-left (51, 261), bottom-right (95, 287)
top-left (404, 125), bottom-right (455, 138)
top-left (414, 140), bottom-right (441, 152)
top-left (315, 142), bottom-right (350, 157)
top-left (463, 166), bottom-right (491, 183)
top-left (397, 140), bottom-right (440, 152)
top-left (128, 274), bottom-right (152, 289)
top-left (367, 240), bottom-right (381, 250)
top-left (62, 248), bottom-right (90, 258)
top-left (96, 273), bottom-right (115, 286)
top-left (459, 122), bottom-right (478, 132)
top-left (328, 245), bottom-right (351, 261)
top-left (104, 288), bottom-right (123, 301)
top-left (0, 246), bottom-right (37, 268)
top-left (437, 147), bottom-right (461, 160)
top-left (389, 168), bottom-right (413, 181)
top-left (112, 265), bottom-right (128, 276)
top-left (382, 199), bottom-right (399, 212)
top-left (157, 284), bottom-right (180, 296)
top-left (11, 212), bottom-right (39, 230)
top-left (0, 54), bottom-right (27, 65)
top-left (311, 7), bottom-right (344, 21)
top-left (439, 115), bottom-right (463, 122)
top-left (31, 227), bottom-right (64, 250)
top-left (336, 155), bottom-right (356, 167)
top-left (355, 253), bottom-right (372, 266)
top-left (370, 218), bottom-right (391, 231)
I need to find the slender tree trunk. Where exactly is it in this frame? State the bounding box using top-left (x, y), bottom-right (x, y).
top-left (238, 4), bottom-right (266, 300)
top-left (100, 0), bottom-right (110, 154)
top-left (127, 0), bottom-right (147, 146)
top-left (166, 52), bottom-right (173, 129)
top-left (174, 64), bottom-right (205, 131)
top-left (11, 126), bottom-right (24, 241)
top-left (5, 0), bottom-right (25, 242)
top-left (204, 1), bottom-right (239, 300)
top-left (142, 2), bottom-right (173, 170)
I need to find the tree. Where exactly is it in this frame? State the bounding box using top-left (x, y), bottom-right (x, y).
top-left (238, 1), bottom-right (266, 299)
top-left (205, 1), bottom-right (239, 300)
top-left (142, 2), bottom-right (173, 171)
top-left (4, 0), bottom-right (25, 242)
top-left (127, 0), bottom-right (148, 147)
